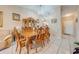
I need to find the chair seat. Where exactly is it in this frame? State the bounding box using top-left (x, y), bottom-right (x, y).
top-left (20, 41), bottom-right (26, 47)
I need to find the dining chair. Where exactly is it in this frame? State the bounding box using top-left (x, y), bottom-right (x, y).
top-left (13, 27), bottom-right (27, 54)
top-left (33, 33), bottom-right (45, 53)
top-left (44, 27), bottom-right (50, 44)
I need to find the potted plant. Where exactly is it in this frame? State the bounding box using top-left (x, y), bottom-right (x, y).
top-left (73, 42), bottom-right (79, 54)
top-left (74, 42), bottom-right (79, 46)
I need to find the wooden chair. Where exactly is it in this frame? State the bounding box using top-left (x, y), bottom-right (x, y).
top-left (28, 35), bottom-right (37, 49)
top-left (43, 26), bottom-right (50, 44)
top-left (34, 33), bottom-right (45, 53)
top-left (13, 28), bottom-right (27, 54)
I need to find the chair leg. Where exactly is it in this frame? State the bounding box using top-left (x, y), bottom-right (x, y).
top-left (41, 43), bottom-right (44, 48)
top-left (26, 44), bottom-right (29, 54)
top-left (36, 48), bottom-right (37, 53)
top-left (19, 47), bottom-right (21, 54)
top-left (29, 44), bottom-right (32, 49)
top-left (47, 39), bottom-right (50, 44)
top-left (43, 40), bottom-right (45, 46)
top-left (16, 46), bottom-right (18, 52)
top-left (42, 40), bottom-right (44, 48)
top-left (16, 44), bottom-right (18, 53)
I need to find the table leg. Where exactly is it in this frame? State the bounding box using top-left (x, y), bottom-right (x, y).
top-left (26, 43), bottom-right (29, 54)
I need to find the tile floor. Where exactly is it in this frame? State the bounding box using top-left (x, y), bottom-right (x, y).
top-left (0, 34), bottom-right (76, 54)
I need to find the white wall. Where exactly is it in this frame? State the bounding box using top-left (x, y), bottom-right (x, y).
top-left (61, 5), bottom-right (78, 17)
top-left (64, 20), bottom-right (74, 35)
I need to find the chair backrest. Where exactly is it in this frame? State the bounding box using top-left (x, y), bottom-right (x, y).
top-left (44, 27), bottom-right (50, 40)
top-left (13, 27), bottom-right (20, 43)
top-left (35, 34), bottom-right (44, 45)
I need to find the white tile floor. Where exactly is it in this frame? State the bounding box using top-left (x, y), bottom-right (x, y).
top-left (0, 34), bottom-right (76, 54)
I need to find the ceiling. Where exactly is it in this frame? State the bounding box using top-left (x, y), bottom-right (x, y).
top-left (61, 5), bottom-right (79, 17)
top-left (18, 5), bottom-right (60, 17)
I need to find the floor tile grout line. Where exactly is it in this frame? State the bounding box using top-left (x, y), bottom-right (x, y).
top-left (56, 38), bottom-right (63, 54)
top-left (67, 38), bottom-right (71, 54)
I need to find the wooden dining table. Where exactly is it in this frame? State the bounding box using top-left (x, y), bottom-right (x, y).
top-left (21, 28), bottom-right (37, 54)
